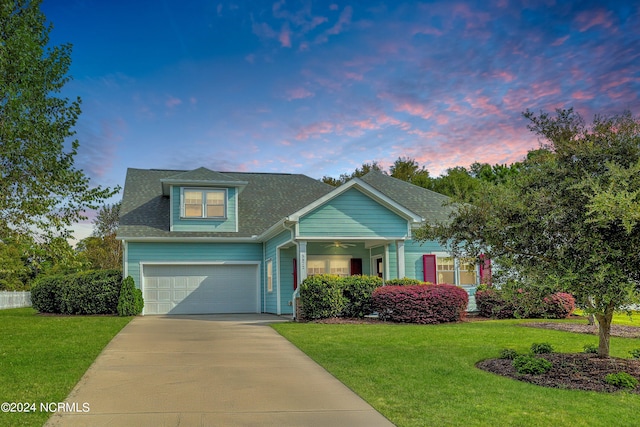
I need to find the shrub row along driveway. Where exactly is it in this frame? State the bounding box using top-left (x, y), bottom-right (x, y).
top-left (46, 314), bottom-right (393, 427)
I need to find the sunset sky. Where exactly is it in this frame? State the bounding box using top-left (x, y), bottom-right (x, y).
top-left (40, 0), bottom-right (640, 240)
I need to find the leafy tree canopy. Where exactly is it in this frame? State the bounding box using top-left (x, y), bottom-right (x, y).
top-left (416, 108), bottom-right (640, 358)
top-left (0, 0), bottom-right (118, 241)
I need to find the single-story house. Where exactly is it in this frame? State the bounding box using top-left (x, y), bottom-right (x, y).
top-left (117, 167), bottom-right (486, 316)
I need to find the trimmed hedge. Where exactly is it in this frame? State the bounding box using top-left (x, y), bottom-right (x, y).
top-left (372, 284), bottom-right (468, 324)
top-left (341, 275), bottom-right (383, 318)
top-left (31, 269), bottom-right (123, 315)
top-left (300, 274), bottom-right (347, 320)
top-left (117, 276), bottom-right (144, 316)
top-left (385, 278), bottom-right (426, 286)
top-left (476, 288), bottom-right (576, 319)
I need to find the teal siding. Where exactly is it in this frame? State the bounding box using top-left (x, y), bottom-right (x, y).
top-left (264, 230), bottom-right (292, 314)
top-left (404, 239), bottom-right (448, 281)
top-left (171, 186), bottom-right (238, 232)
top-left (126, 241), bottom-right (262, 294)
top-left (299, 188), bottom-right (408, 238)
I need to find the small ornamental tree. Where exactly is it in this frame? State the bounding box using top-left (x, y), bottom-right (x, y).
top-left (416, 108), bottom-right (640, 358)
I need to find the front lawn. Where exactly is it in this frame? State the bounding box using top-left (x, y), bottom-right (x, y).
top-left (0, 308), bottom-right (131, 427)
top-left (272, 318), bottom-right (640, 427)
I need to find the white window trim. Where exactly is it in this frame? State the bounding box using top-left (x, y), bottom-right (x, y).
top-left (180, 187), bottom-right (227, 219)
top-left (431, 252), bottom-right (479, 286)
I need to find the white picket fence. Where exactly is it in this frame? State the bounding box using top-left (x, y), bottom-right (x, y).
top-left (0, 291), bottom-right (32, 309)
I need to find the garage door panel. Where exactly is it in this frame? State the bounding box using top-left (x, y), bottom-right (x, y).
top-left (142, 264), bottom-right (258, 315)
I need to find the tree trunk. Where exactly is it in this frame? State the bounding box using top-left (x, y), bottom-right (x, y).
top-left (594, 304), bottom-right (615, 358)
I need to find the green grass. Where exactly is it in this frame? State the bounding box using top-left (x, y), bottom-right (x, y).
top-left (0, 308), bottom-right (131, 427)
top-left (272, 317), bottom-right (640, 427)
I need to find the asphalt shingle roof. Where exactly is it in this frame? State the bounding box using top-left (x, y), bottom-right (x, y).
top-left (118, 168), bottom-right (334, 239)
top-left (117, 168), bottom-right (454, 240)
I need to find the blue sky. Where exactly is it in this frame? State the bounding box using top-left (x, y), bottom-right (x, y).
top-left (40, 0), bottom-right (640, 241)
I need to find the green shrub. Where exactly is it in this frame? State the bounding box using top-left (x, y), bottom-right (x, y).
top-left (605, 372), bottom-right (639, 389)
top-left (117, 276), bottom-right (144, 316)
top-left (499, 348), bottom-right (518, 360)
top-left (476, 286), bottom-right (575, 320)
top-left (629, 349), bottom-right (640, 359)
top-left (31, 275), bottom-right (65, 313)
top-left (300, 274), bottom-right (346, 320)
top-left (512, 354), bottom-right (553, 375)
top-left (31, 269), bottom-right (122, 315)
top-left (384, 278), bottom-right (425, 286)
top-left (583, 344), bottom-right (598, 354)
top-left (530, 342), bottom-right (554, 354)
top-left (341, 275), bottom-right (383, 318)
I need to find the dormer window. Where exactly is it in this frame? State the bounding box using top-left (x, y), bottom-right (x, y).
top-left (182, 188), bottom-right (226, 219)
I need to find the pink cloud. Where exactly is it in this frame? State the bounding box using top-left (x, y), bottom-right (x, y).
top-left (344, 71), bottom-right (363, 81)
top-left (295, 121), bottom-right (335, 140)
top-left (165, 96), bottom-right (182, 108)
top-left (551, 35), bottom-right (570, 46)
top-left (395, 101), bottom-right (433, 120)
top-left (411, 25), bottom-right (443, 37)
top-left (575, 9), bottom-right (614, 32)
top-left (494, 70), bottom-right (515, 83)
top-left (279, 23), bottom-right (292, 47)
top-left (285, 87), bottom-right (314, 100)
top-left (572, 91), bottom-right (594, 100)
top-left (315, 5), bottom-right (352, 43)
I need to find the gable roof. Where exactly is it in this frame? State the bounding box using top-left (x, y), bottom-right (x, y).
top-left (359, 170), bottom-right (455, 225)
top-left (286, 177), bottom-right (424, 224)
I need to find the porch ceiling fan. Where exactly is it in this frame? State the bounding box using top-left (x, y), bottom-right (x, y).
top-left (323, 241), bottom-right (356, 248)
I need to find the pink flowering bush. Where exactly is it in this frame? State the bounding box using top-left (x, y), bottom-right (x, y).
top-left (372, 284), bottom-right (468, 324)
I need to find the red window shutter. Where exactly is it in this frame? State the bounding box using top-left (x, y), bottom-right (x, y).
top-left (350, 258), bottom-right (363, 276)
top-left (479, 254), bottom-right (492, 285)
top-left (293, 258), bottom-right (298, 290)
top-left (423, 254), bottom-right (437, 283)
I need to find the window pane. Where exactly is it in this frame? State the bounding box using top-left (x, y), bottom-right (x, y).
top-left (206, 205), bottom-right (225, 217)
top-left (185, 204), bottom-right (202, 217)
top-left (459, 258), bottom-right (477, 285)
top-left (206, 191), bottom-right (224, 204)
top-left (329, 259), bottom-right (350, 277)
top-left (438, 271), bottom-right (455, 284)
top-left (184, 191), bottom-right (202, 204)
top-left (307, 259), bottom-right (326, 276)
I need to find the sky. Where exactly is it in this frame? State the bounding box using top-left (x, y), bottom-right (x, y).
top-left (39, 0), bottom-right (640, 241)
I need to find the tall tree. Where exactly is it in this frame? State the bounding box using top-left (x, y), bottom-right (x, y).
top-left (429, 166), bottom-right (479, 201)
top-left (77, 202), bottom-right (122, 270)
top-left (321, 161), bottom-right (384, 186)
top-left (0, 0), bottom-right (117, 240)
top-left (416, 108), bottom-right (640, 358)
top-left (389, 157), bottom-right (430, 186)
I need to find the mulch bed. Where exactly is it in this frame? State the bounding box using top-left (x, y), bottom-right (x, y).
top-left (480, 321), bottom-right (640, 393)
top-left (477, 353), bottom-right (640, 394)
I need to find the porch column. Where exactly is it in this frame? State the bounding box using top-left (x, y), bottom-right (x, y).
top-left (298, 241), bottom-right (307, 284)
top-left (384, 244), bottom-right (390, 281)
top-left (396, 240), bottom-right (405, 279)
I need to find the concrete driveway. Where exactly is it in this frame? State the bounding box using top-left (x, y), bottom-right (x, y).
top-left (45, 314), bottom-right (394, 427)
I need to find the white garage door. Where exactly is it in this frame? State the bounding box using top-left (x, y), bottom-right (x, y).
top-left (142, 264), bottom-right (259, 315)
